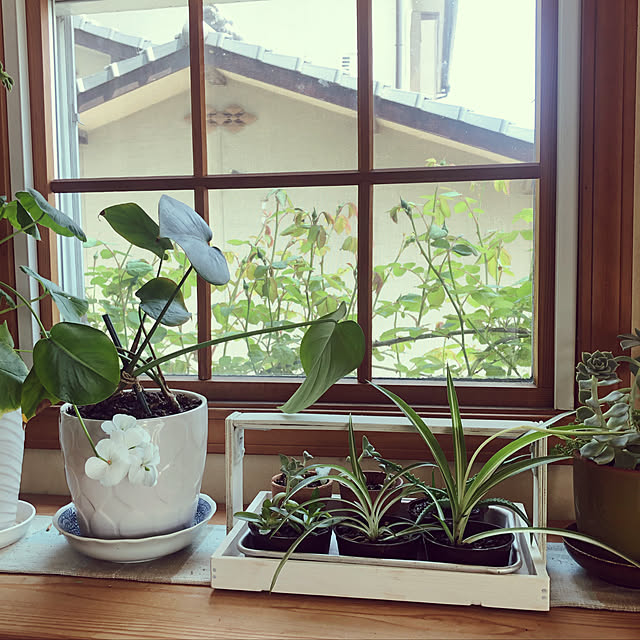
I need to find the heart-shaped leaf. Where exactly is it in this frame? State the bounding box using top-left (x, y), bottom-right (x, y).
top-left (279, 308), bottom-right (364, 414)
top-left (21, 266), bottom-right (88, 323)
top-left (158, 195), bottom-right (230, 285)
top-left (0, 342), bottom-right (28, 416)
top-left (33, 323), bottom-right (120, 405)
top-left (136, 277), bottom-right (192, 327)
top-left (101, 203), bottom-right (172, 259)
top-left (15, 190), bottom-right (86, 241)
top-left (2, 201), bottom-right (41, 239)
top-left (20, 367), bottom-right (58, 421)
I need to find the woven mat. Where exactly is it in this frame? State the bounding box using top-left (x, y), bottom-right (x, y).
top-left (0, 517), bottom-right (638, 610)
top-left (0, 515), bottom-right (224, 585)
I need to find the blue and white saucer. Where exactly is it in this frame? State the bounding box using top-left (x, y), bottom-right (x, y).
top-left (53, 494), bottom-right (215, 563)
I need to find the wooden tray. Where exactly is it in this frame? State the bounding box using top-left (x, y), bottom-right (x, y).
top-left (211, 492), bottom-right (550, 611)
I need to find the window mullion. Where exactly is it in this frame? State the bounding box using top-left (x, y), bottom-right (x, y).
top-left (188, 0), bottom-right (212, 381)
top-left (356, 0), bottom-right (373, 382)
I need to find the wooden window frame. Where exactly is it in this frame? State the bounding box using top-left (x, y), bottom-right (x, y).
top-left (1, 0), bottom-right (637, 457)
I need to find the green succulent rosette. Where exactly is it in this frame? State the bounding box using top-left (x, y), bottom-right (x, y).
top-left (576, 350), bottom-right (619, 383)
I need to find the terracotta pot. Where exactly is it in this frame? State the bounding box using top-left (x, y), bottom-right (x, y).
top-left (59, 390), bottom-right (207, 539)
top-left (0, 410), bottom-right (25, 531)
top-left (338, 470), bottom-right (404, 514)
top-left (573, 452), bottom-right (640, 562)
top-left (424, 520), bottom-right (514, 567)
top-left (270, 472), bottom-right (333, 503)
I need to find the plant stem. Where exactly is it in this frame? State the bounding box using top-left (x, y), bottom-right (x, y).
top-left (0, 282), bottom-right (48, 336)
top-left (124, 266), bottom-right (193, 375)
top-left (72, 404), bottom-right (105, 460)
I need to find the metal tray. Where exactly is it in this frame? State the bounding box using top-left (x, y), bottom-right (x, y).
top-left (236, 504), bottom-right (523, 575)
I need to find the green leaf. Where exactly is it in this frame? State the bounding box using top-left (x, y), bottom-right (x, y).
top-left (15, 189), bottom-right (86, 241)
top-left (447, 368), bottom-right (467, 506)
top-left (0, 321), bottom-right (14, 348)
top-left (136, 277), bottom-right (192, 327)
top-left (20, 266), bottom-right (88, 323)
top-left (0, 342), bottom-right (28, 416)
top-left (20, 368), bottom-right (58, 421)
top-left (451, 243), bottom-right (477, 257)
top-left (2, 201), bottom-right (40, 239)
top-left (427, 287), bottom-right (445, 307)
top-left (32, 323), bottom-right (120, 405)
top-left (158, 195), bottom-right (230, 285)
top-left (101, 203), bottom-right (172, 259)
top-left (126, 259), bottom-right (154, 278)
top-left (279, 310), bottom-right (364, 413)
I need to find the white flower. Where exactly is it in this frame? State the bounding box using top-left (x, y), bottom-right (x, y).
top-left (111, 425), bottom-right (150, 450)
top-left (128, 442), bottom-right (161, 487)
top-left (101, 413), bottom-right (138, 436)
top-left (84, 438), bottom-right (132, 487)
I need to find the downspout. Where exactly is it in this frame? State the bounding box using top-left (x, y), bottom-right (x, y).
top-left (395, 0), bottom-right (405, 89)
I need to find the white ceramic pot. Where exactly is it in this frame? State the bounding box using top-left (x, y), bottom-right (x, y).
top-left (59, 391), bottom-right (208, 539)
top-left (0, 410), bottom-right (25, 531)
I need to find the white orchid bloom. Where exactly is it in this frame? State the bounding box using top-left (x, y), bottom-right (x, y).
top-left (101, 413), bottom-right (138, 436)
top-left (84, 438), bottom-right (132, 487)
top-left (128, 442), bottom-right (161, 487)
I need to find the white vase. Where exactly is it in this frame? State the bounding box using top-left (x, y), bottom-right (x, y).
top-left (0, 410), bottom-right (25, 531)
top-left (59, 391), bottom-right (208, 539)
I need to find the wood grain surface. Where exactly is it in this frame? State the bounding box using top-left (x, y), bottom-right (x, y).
top-left (0, 496), bottom-right (636, 640)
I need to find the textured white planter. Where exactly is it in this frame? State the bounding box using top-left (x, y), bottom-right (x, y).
top-left (59, 391), bottom-right (208, 539)
top-left (0, 410), bottom-right (25, 531)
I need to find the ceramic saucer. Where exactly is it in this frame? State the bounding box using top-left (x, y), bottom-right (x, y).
top-left (0, 500), bottom-right (36, 550)
top-left (53, 493), bottom-right (215, 563)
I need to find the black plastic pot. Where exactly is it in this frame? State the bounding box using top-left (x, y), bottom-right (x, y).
top-left (407, 498), bottom-right (484, 523)
top-left (246, 523), bottom-right (332, 554)
top-left (424, 520), bottom-right (514, 567)
top-left (334, 523), bottom-right (423, 560)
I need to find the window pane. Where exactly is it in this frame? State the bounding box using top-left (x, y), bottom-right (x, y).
top-left (372, 179), bottom-right (535, 380)
top-left (373, 0), bottom-right (537, 168)
top-left (208, 186), bottom-right (358, 375)
top-left (204, 0), bottom-right (358, 173)
top-left (57, 191), bottom-right (198, 376)
top-left (53, 1), bottom-right (192, 178)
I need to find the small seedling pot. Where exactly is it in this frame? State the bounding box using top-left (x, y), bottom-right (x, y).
top-left (247, 522), bottom-right (332, 554)
top-left (338, 470), bottom-right (404, 514)
top-left (334, 522), bottom-right (423, 560)
top-left (424, 520), bottom-right (514, 567)
top-left (271, 472), bottom-right (333, 503)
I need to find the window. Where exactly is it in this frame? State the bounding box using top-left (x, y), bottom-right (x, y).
top-left (2, 0), bottom-right (637, 456)
top-left (40, 0), bottom-right (560, 412)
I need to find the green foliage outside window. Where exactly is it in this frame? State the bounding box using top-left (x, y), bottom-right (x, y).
top-left (82, 181), bottom-right (534, 380)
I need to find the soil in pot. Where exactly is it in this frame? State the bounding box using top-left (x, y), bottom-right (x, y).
top-left (334, 521), bottom-right (424, 560)
top-left (246, 522), bottom-right (332, 554)
top-left (271, 472), bottom-right (333, 502)
top-left (424, 520), bottom-right (514, 567)
top-left (73, 390), bottom-right (201, 420)
top-left (339, 471), bottom-right (404, 514)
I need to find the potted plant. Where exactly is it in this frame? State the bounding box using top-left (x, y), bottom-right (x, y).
top-left (371, 368), bottom-right (640, 568)
top-left (0, 189), bottom-right (88, 531)
top-left (235, 492), bottom-right (333, 554)
top-left (271, 451), bottom-right (333, 502)
top-left (9, 194), bottom-right (363, 540)
top-left (567, 339), bottom-right (640, 562)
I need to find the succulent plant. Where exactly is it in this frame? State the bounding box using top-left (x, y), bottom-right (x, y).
top-left (575, 339), bottom-right (640, 469)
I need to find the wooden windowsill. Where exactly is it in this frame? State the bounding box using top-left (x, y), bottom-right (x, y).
top-left (0, 495), bottom-right (635, 640)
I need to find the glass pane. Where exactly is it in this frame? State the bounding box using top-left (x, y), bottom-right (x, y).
top-left (372, 179), bottom-right (535, 380)
top-left (57, 191), bottom-right (198, 376)
top-left (373, 0), bottom-right (537, 168)
top-left (53, 1), bottom-right (192, 178)
top-left (208, 186), bottom-right (358, 375)
top-left (204, 0), bottom-right (357, 173)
